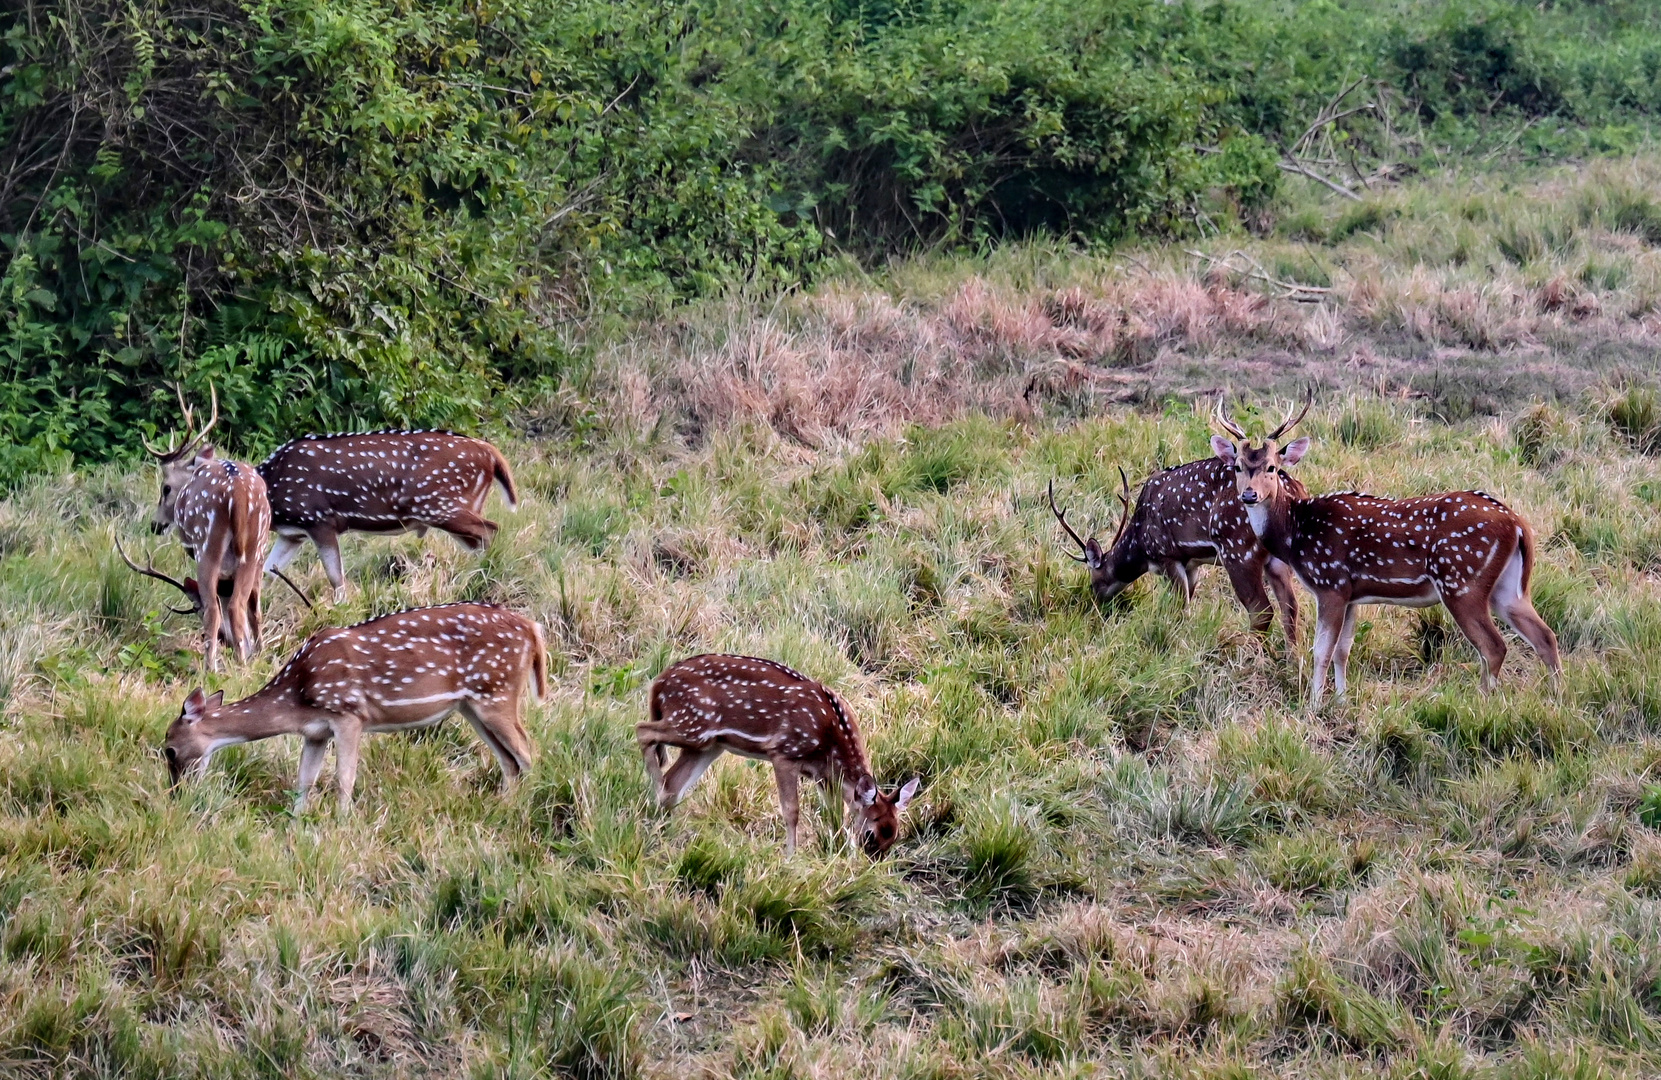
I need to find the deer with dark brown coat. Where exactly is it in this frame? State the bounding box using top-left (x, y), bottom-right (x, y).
top-left (1211, 395), bottom-right (1562, 707)
top-left (257, 431), bottom-right (519, 601)
top-left (639, 654), bottom-right (921, 856)
top-left (140, 388), bottom-right (272, 671)
top-left (1049, 460), bottom-right (1303, 642)
top-left (163, 603), bottom-right (547, 811)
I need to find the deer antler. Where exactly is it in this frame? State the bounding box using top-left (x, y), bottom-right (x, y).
top-left (1047, 479), bottom-right (1092, 563)
top-left (267, 567), bottom-right (315, 609)
top-left (115, 537), bottom-right (201, 615)
top-left (1107, 467), bottom-right (1133, 545)
top-left (142, 383), bottom-right (219, 461)
top-left (1266, 386), bottom-right (1314, 441)
top-left (1212, 395), bottom-right (1249, 442)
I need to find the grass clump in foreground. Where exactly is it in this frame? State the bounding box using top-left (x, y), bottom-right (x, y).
top-left (14, 388), bottom-right (1661, 1076)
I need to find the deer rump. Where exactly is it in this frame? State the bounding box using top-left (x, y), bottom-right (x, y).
top-left (258, 431), bottom-right (517, 544)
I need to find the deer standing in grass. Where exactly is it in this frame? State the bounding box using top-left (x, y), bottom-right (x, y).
top-left (257, 431), bottom-right (519, 601)
top-left (639, 654), bottom-right (921, 856)
top-left (164, 603), bottom-right (547, 811)
top-left (1049, 463), bottom-right (1303, 642)
top-left (143, 388), bottom-right (271, 671)
top-left (1211, 395), bottom-right (1561, 706)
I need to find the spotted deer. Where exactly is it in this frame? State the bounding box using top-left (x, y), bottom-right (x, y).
top-left (143, 388), bottom-right (272, 671)
top-left (1211, 395), bottom-right (1562, 706)
top-left (257, 431), bottom-right (519, 601)
top-left (1049, 462), bottom-right (1303, 641)
top-left (639, 654), bottom-right (921, 856)
top-left (163, 603), bottom-right (547, 811)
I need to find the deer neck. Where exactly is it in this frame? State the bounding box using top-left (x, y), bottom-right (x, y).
top-left (203, 682), bottom-right (313, 743)
top-left (1247, 489), bottom-right (1298, 561)
top-left (1106, 530), bottom-right (1147, 583)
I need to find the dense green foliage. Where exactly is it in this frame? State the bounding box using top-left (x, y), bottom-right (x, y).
top-left (5, 0), bottom-right (1661, 482)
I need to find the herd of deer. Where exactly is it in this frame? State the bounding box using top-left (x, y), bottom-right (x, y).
top-left (122, 389), bottom-right (1560, 857)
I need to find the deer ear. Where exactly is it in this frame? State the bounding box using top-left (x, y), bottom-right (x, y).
top-left (1280, 437), bottom-right (1311, 466)
top-left (1084, 537), bottom-right (1105, 568)
top-left (182, 688), bottom-right (207, 723)
top-left (855, 775), bottom-right (877, 806)
top-left (894, 777), bottom-right (921, 811)
top-left (194, 446), bottom-right (216, 461)
top-left (1210, 436), bottom-right (1237, 465)
top-left (207, 690), bottom-right (225, 709)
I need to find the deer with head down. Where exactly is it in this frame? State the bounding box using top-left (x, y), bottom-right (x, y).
top-left (140, 387), bottom-right (271, 671)
top-left (163, 602), bottom-right (547, 811)
top-left (638, 654), bottom-right (921, 856)
top-left (257, 430), bottom-right (519, 602)
top-left (1049, 458), bottom-right (1303, 642)
top-left (1211, 393), bottom-right (1562, 706)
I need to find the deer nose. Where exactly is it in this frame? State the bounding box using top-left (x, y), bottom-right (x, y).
top-left (1240, 489), bottom-right (1259, 505)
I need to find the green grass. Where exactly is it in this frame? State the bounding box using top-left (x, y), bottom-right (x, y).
top-left (9, 391), bottom-right (1661, 1076)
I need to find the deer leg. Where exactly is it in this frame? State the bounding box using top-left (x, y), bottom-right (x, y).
top-left (1223, 556), bottom-right (1275, 636)
top-left (774, 760), bottom-right (802, 855)
top-left (332, 716), bottom-right (364, 813)
top-left (1265, 557), bottom-right (1301, 645)
top-left (441, 509), bottom-right (499, 553)
top-left (265, 532), bottom-right (304, 573)
top-left (1159, 562), bottom-right (1190, 604)
top-left (1332, 604), bottom-right (1360, 697)
top-left (1445, 592), bottom-right (1509, 691)
top-left (459, 699), bottom-right (534, 786)
top-left (659, 748), bottom-right (722, 811)
top-left (196, 546), bottom-right (226, 674)
top-left (295, 737), bottom-right (329, 812)
top-left (307, 525), bottom-right (347, 602)
top-left (227, 565), bottom-right (257, 664)
top-left (1489, 546), bottom-right (1563, 678)
top-left (1308, 596), bottom-right (1347, 709)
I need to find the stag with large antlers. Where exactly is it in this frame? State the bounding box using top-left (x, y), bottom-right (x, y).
top-left (639, 654), bottom-right (921, 856)
top-left (1211, 394), bottom-right (1561, 706)
top-left (163, 603), bottom-right (547, 811)
top-left (1048, 462), bottom-right (1303, 642)
top-left (257, 431), bottom-right (519, 602)
top-left (139, 387), bottom-right (272, 671)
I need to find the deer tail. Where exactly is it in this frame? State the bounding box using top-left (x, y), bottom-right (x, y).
top-left (489, 444), bottom-right (519, 511)
top-left (1517, 517), bottom-right (1537, 597)
top-left (530, 621), bottom-right (549, 700)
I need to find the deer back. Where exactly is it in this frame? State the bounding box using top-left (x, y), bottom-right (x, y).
top-left (1283, 489), bottom-right (1525, 597)
top-left (169, 454), bottom-right (271, 569)
top-left (277, 602), bottom-right (544, 717)
top-left (649, 654), bottom-right (870, 771)
top-left (1123, 457), bottom-right (1304, 563)
top-left (258, 431), bottom-right (515, 531)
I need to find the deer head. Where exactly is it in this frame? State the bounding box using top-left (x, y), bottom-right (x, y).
top-left (116, 537), bottom-right (203, 615)
top-left (145, 385), bottom-right (219, 533)
top-left (852, 775), bottom-right (922, 856)
top-left (1210, 392), bottom-right (1312, 523)
top-left (164, 687), bottom-right (226, 784)
top-left (1048, 473), bottom-right (1135, 599)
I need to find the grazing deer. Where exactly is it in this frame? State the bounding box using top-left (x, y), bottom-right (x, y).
top-left (143, 388), bottom-right (271, 671)
top-left (1049, 464), bottom-right (1302, 642)
top-left (638, 654), bottom-right (921, 856)
top-left (257, 431), bottom-right (519, 601)
top-left (117, 538), bottom-right (310, 646)
top-left (163, 603), bottom-right (547, 811)
top-left (1211, 395), bottom-right (1562, 706)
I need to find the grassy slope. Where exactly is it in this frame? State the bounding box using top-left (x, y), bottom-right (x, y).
top-left (13, 167), bottom-right (1661, 1076)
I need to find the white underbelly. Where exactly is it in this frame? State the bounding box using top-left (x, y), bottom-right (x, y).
top-left (368, 709), bottom-right (456, 733)
top-left (1352, 589), bottom-right (1441, 609)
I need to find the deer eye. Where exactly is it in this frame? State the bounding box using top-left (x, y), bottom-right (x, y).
top-left (162, 485), bottom-right (172, 497)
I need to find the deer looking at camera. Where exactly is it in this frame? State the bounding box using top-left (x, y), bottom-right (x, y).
top-left (1049, 460), bottom-right (1303, 641)
top-left (142, 387), bottom-right (271, 671)
top-left (257, 431), bottom-right (519, 601)
top-left (1211, 395), bottom-right (1562, 706)
top-left (163, 603), bottom-right (547, 811)
top-left (639, 654), bottom-right (921, 856)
